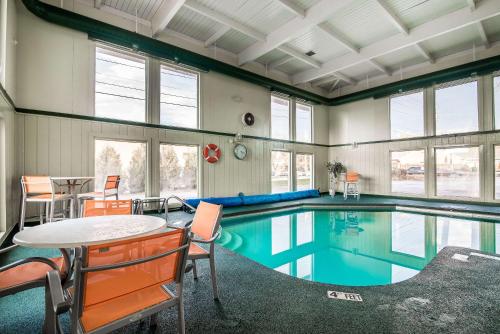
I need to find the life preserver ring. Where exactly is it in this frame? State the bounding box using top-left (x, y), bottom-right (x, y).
top-left (203, 144), bottom-right (221, 163)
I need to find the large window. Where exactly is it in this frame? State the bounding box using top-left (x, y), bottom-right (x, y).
top-left (296, 153), bottom-right (313, 191)
top-left (271, 96), bottom-right (290, 140)
top-left (494, 76), bottom-right (500, 129)
top-left (391, 212), bottom-right (425, 258)
top-left (160, 144), bottom-right (198, 199)
top-left (435, 81), bottom-right (478, 135)
top-left (160, 64), bottom-right (198, 128)
top-left (271, 151), bottom-right (291, 193)
top-left (390, 91), bottom-right (424, 139)
top-left (95, 47), bottom-right (146, 122)
top-left (435, 146), bottom-right (479, 198)
top-left (391, 150), bottom-right (425, 195)
top-left (496, 146), bottom-right (500, 200)
top-left (94, 139), bottom-right (147, 199)
top-left (296, 102), bottom-right (312, 143)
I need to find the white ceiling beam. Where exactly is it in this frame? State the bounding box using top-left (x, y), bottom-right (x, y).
top-left (466, 0), bottom-right (476, 10)
top-left (151, 0), bottom-right (186, 37)
top-left (238, 0), bottom-right (356, 65)
top-left (414, 43), bottom-right (435, 63)
top-left (277, 45), bottom-right (321, 68)
top-left (184, 0), bottom-right (265, 41)
top-left (316, 23), bottom-right (359, 53)
top-left (94, 0), bottom-right (103, 9)
top-left (476, 22), bottom-right (490, 48)
top-left (375, 0), bottom-right (408, 35)
top-left (329, 79), bottom-right (341, 92)
top-left (274, 0), bottom-right (305, 18)
top-left (313, 76), bottom-right (337, 86)
top-left (268, 56), bottom-right (294, 70)
top-left (292, 0), bottom-right (500, 83)
top-left (333, 72), bottom-right (356, 85)
top-left (204, 26), bottom-right (231, 47)
top-left (368, 60), bottom-right (391, 75)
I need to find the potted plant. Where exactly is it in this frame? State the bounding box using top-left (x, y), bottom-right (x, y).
top-left (326, 161), bottom-right (346, 196)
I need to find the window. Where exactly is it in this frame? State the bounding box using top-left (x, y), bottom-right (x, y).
top-left (390, 91), bottom-right (424, 139)
top-left (94, 139), bottom-right (147, 199)
top-left (435, 146), bottom-right (479, 198)
top-left (160, 64), bottom-right (199, 128)
top-left (391, 212), bottom-right (425, 258)
top-left (296, 211), bottom-right (313, 245)
top-left (271, 151), bottom-right (291, 193)
top-left (435, 81), bottom-right (478, 135)
top-left (494, 76), bottom-right (500, 129)
top-left (296, 153), bottom-right (313, 191)
top-left (496, 146), bottom-right (500, 200)
top-left (160, 144), bottom-right (198, 199)
top-left (436, 217), bottom-right (480, 252)
top-left (391, 150), bottom-right (425, 195)
top-left (272, 215), bottom-right (291, 255)
top-left (271, 96), bottom-right (290, 140)
top-left (95, 47), bottom-right (146, 122)
top-left (296, 102), bottom-right (312, 143)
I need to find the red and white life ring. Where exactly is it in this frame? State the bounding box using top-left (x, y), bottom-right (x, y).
top-left (203, 144), bottom-right (221, 163)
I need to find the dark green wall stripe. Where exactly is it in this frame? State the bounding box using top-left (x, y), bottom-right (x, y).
top-left (16, 108), bottom-right (330, 148)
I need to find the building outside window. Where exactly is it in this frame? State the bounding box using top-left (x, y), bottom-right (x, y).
top-left (95, 47), bottom-right (146, 122)
top-left (296, 153), bottom-right (313, 191)
top-left (160, 64), bottom-right (199, 128)
top-left (296, 102), bottom-right (312, 143)
top-left (94, 139), bottom-right (147, 199)
top-left (160, 144), bottom-right (198, 199)
top-left (271, 151), bottom-right (291, 193)
top-left (390, 91), bottom-right (424, 139)
top-left (435, 80), bottom-right (478, 135)
top-left (391, 150), bottom-right (425, 195)
top-left (435, 146), bottom-right (479, 198)
top-left (271, 95), bottom-right (290, 140)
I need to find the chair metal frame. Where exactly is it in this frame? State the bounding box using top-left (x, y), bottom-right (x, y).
top-left (77, 175), bottom-right (120, 216)
top-left (45, 228), bottom-right (191, 334)
top-left (343, 172), bottom-right (360, 200)
top-left (82, 199), bottom-right (133, 217)
top-left (19, 176), bottom-right (75, 230)
top-left (187, 202), bottom-right (223, 300)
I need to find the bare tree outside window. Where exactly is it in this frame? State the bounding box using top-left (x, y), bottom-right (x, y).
top-left (271, 151), bottom-right (291, 193)
top-left (160, 144), bottom-right (198, 199)
top-left (94, 139), bottom-right (147, 199)
top-left (296, 153), bottom-right (313, 190)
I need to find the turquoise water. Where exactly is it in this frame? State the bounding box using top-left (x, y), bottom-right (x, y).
top-left (217, 209), bottom-right (500, 286)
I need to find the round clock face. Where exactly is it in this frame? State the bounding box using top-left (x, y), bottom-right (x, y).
top-left (233, 144), bottom-right (247, 160)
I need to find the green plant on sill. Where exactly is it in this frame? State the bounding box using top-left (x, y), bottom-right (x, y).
top-left (326, 161), bottom-right (346, 178)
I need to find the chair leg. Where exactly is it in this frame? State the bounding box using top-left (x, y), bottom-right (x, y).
top-left (49, 201), bottom-right (55, 223)
top-left (19, 200), bottom-right (26, 231)
top-left (177, 294), bottom-right (185, 334)
top-left (191, 259), bottom-right (198, 280)
top-left (40, 203), bottom-right (46, 225)
top-left (209, 254), bottom-right (219, 300)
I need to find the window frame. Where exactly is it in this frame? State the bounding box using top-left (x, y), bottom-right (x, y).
top-left (434, 79), bottom-right (479, 136)
top-left (433, 144), bottom-right (482, 200)
top-left (159, 61), bottom-right (201, 129)
top-left (271, 150), bottom-right (292, 193)
top-left (493, 75), bottom-right (500, 130)
top-left (389, 148), bottom-right (427, 197)
top-left (295, 152), bottom-right (314, 191)
top-left (493, 143), bottom-right (500, 202)
top-left (158, 141), bottom-right (200, 199)
top-left (270, 94), bottom-right (291, 141)
top-left (93, 44), bottom-right (148, 122)
top-left (295, 101), bottom-right (313, 143)
top-left (389, 89), bottom-right (425, 140)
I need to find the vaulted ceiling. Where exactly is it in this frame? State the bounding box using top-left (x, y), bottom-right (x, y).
top-left (73, 0), bottom-right (500, 95)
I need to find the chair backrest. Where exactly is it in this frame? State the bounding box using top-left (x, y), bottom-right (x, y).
top-left (191, 201), bottom-right (223, 241)
top-left (21, 176), bottom-right (53, 195)
top-left (346, 172), bottom-right (359, 182)
top-left (82, 199), bottom-right (132, 217)
top-left (80, 229), bottom-right (188, 309)
top-left (104, 175), bottom-right (120, 191)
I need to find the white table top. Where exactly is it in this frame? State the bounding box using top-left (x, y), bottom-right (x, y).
top-left (51, 176), bottom-right (95, 181)
top-left (13, 215), bottom-right (167, 248)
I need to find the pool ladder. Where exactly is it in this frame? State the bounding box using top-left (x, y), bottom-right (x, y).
top-left (165, 195), bottom-right (196, 225)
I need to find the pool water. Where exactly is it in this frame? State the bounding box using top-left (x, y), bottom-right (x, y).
top-left (217, 209), bottom-right (500, 286)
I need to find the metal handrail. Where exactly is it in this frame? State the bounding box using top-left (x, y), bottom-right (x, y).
top-left (165, 195), bottom-right (196, 222)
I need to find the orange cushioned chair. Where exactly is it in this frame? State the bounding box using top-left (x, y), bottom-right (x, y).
top-left (82, 199), bottom-right (132, 217)
top-left (187, 201), bottom-right (223, 300)
top-left (78, 175), bottom-right (121, 216)
top-left (45, 228), bottom-right (190, 334)
top-left (0, 245), bottom-right (70, 298)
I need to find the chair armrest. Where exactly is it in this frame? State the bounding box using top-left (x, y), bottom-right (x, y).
top-left (45, 270), bottom-right (72, 334)
top-left (191, 227), bottom-right (222, 244)
top-left (0, 257), bottom-right (60, 273)
top-left (0, 244), bottom-right (18, 255)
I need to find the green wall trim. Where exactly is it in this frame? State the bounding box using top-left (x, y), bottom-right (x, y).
top-left (16, 108), bottom-right (330, 148)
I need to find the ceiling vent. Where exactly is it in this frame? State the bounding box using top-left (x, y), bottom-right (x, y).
top-left (305, 50), bottom-right (316, 57)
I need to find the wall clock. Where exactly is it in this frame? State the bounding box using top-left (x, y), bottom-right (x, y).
top-left (233, 143), bottom-right (248, 160)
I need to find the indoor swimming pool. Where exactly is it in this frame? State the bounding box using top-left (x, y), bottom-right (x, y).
top-left (217, 209), bottom-right (500, 286)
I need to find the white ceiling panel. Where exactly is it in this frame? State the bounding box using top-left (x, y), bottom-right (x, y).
top-left (256, 49), bottom-right (289, 66)
top-left (292, 0), bottom-right (322, 11)
top-left (103, 0), bottom-right (164, 20)
top-left (325, 0), bottom-right (400, 48)
top-left (341, 61), bottom-right (381, 82)
top-left (288, 27), bottom-right (351, 63)
top-left (374, 45), bottom-right (425, 71)
top-left (421, 25), bottom-right (484, 59)
top-left (483, 15), bottom-right (500, 43)
top-left (215, 30), bottom-right (257, 54)
top-left (276, 58), bottom-right (312, 74)
top-left (167, 6), bottom-right (224, 41)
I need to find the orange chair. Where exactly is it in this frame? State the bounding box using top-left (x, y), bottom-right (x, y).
top-left (19, 176), bottom-right (75, 230)
top-left (45, 228), bottom-right (190, 334)
top-left (0, 246), bottom-right (70, 298)
top-left (344, 171), bottom-right (360, 200)
top-left (78, 175), bottom-right (121, 216)
top-left (187, 201), bottom-right (223, 300)
top-left (82, 199), bottom-right (132, 217)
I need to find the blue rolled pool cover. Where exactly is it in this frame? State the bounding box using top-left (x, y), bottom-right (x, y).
top-left (185, 189), bottom-right (320, 208)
